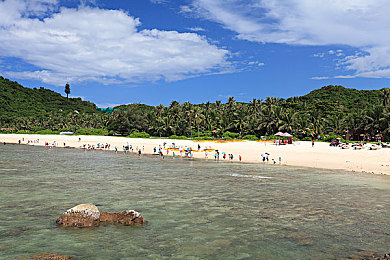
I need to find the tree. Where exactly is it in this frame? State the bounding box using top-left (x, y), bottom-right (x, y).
top-left (381, 88), bottom-right (390, 107)
top-left (65, 83), bottom-right (71, 105)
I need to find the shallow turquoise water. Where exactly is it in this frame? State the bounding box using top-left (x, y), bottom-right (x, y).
top-left (1, 145), bottom-right (390, 259)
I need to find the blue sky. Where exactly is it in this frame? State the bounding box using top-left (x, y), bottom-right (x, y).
top-left (0, 0), bottom-right (390, 107)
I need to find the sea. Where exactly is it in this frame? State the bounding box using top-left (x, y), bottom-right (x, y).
top-left (1, 144), bottom-right (390, 259)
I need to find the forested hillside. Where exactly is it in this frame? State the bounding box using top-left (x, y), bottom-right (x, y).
top-left (0, 76), bottom-right (98, 117)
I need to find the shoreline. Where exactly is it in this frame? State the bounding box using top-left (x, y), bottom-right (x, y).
top-left (1, 134), bottom-right (390, 175)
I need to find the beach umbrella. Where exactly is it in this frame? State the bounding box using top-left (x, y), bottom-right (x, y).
top-left (282, 133), bottom-right (293, 137)
top-left (274, 132), bottom-right (284, 145)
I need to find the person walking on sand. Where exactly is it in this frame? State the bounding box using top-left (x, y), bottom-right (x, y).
top-left (138, 149), bottom-right (142, 158)
top-left (239, 155), bottom-right (242, 162)
top-left (312, 138), bottom-right (315, 147)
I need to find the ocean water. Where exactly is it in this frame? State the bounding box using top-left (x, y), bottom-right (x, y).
top-left (1, 145), bottom-right (390, 259)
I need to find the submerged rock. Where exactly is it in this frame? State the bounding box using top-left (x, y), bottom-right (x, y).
top-left (56, 204), bottom-right (145, 228)
top-left (25, 252), bottom-right (73, 260)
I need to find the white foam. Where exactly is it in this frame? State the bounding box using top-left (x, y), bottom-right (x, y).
top-left (230, 173), bottom-right (272, 179)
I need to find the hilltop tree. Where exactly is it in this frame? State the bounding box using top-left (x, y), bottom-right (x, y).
top-left (65, 83), bottom-right (70, 104)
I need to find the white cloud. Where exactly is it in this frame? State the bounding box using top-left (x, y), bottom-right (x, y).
top-left (248, 61), bottom-right (264, 67)
top-left (311, 76), bottom-right (329, 80)
top-left (95, 103), bottom-right (121, 108)
top-left (150, 0), bottom-right (167, 3)
top-left (334, 75), bottom-right (356, 79)
top-left (188, 27), bottom-right (206, 32)
top-left (0, 0), bottom-right (231, 85)
top-left (188, 0), bottom-right (390, 78)
top-left (313, 53), bottom-right (325, 58)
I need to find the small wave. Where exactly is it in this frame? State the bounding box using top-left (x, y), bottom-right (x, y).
top-left (230, 173), bottom-right (272, 179)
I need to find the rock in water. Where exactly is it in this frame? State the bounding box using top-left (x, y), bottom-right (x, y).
top-left (100, 210), bottom-right (145, 225)
top-left (25, 252), bottom-right (73, 259)
top-left (56, 203), bottom-right (100, 228)
top-left (56, 204), bottom-right (145, 228)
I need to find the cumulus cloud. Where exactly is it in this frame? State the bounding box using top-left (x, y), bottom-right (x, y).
top-left (0, 0), bottom-right (230, 85)
top-left (187, 0), bottom-right (390, 78)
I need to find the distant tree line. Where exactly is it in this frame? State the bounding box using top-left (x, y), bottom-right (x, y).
top-left (1, 76), bottom-right (390, 141)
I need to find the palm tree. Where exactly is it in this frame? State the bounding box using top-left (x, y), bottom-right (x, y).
top-left (381, 88), bottom-right (390, 107)
top-left (65, 83), bottom-right (71, 105)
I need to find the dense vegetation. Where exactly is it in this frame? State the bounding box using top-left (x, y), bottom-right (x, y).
top-left (1, 76), bottom-right (390, 140)
top-left (0, 76), bottom-right (109, 132)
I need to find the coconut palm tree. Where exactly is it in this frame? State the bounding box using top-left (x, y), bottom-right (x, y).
top-left (65, 83), bottom-right (70, 105)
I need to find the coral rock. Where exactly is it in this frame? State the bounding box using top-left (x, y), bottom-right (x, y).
top-left (100, 210), bottom-right (145, 225)
top-left (56, 203), bottom-right (100, 228)
top-left (56, 204), bottom-right (145, 228)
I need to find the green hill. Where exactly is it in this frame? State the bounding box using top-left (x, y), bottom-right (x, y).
top-left (0, 76), bottom-right (99, 117)
top-left (300, 85), bottom-right (382, 110)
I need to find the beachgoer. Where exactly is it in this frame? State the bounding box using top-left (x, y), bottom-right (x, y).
top-left (223, 153), bottom-right (226, 160)
top-left (154, 147), bottom-right (157, 153)
top-left (279, 157), bottom-right (282, 164)
top-left (173, 152), bottom-right (175, 158)
top-left (312, 139), bottom-right (314, 147)
top-left (138, 149), bottom-right (141, 158)
top-left (239, 155), bottom-right (242, 162)
top-left (115, 146), bottom-right (118, 153)
top-left (205, 151), bottom-right (208, 159)
top-left (198, 144), bottom-right (200, 150)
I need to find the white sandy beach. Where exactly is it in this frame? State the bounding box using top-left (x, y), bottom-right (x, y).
top-left (1, 134), bottom-right (390, 175)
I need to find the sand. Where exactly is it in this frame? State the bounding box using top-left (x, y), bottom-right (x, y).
top-left (1, 134), bottom-right (390, 175)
